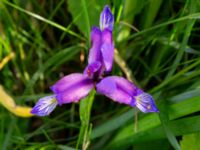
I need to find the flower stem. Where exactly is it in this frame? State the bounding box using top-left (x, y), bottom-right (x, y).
top-left (76, 90), bottom-right (95, 150)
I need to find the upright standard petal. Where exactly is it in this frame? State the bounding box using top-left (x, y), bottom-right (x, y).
top-left (100, 5), bottom-right (114, 31)
top-left (101, 29), bottom-right (114, 72)
top-left (135, 92), bottom-right (159, 113)
top-left (88, 27), bottom-right (102, 65)
top-left (96, 77), bottom-right (134, 105)
top-left (31, 95), bottom-right (58, 116)
top-left (51, 74), bottom-right (94, 105)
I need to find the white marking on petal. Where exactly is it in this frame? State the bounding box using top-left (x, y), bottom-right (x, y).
top-left (135, 93), bottom-right (159, 113)
top-left (31, 95), bottom-right (58, 116)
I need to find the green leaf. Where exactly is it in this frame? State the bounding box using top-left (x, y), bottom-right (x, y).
top-left (106, 115), bottom-right (200, 149)
top-left (180, 133), bottom-right (200, 150)
top-left (3, 1), bottom-right (83, 40)
top-left (140, 0), bottom-right (163, 29)
top-left (77, 90), bottom-right (95, 149)
top-left (24, 45), bottom-right (81, 94)
top-left (117, 0), bottom-right (146, 41)
top-left (91, 95), bottom-right (200, 141)
top-left (159, 102), bottom-right (180, 150)
top-left (91, 109), bottom-right (134, 139)
top-left (134, 139), bottom-right (170, 150)
top-left (67, 0), bottom-right (100, 39)
top-left (105, 95), bottom-right (200, 149)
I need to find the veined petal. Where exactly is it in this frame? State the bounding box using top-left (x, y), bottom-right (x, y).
top-left (51, 73), bottom-right (91, 94)
top-left (135, 92), bottom-right (159, 113)
top-left (103, 76), bottom-right (138, 96)
top-left (55, 76), bottom-right (94, 105)
top-left (83, 61), bottom-right (102, 77)
top-left (31, 95), bottom-right (58, 116)
top-left (100, 5), bottom-right (114, 31)
top-left (101, 29), bottom-right (114, 72)
top-left (88, 27), bottom-right (102, 64)
top-left (96, 77), bottom-right (133, 105)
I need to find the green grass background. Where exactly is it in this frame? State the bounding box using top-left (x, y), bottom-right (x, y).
top-left (0, 0), bottom-right (200, 149)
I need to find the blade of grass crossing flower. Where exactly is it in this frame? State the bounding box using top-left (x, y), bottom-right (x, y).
top-left (76, 90), bottom-right (95, 150)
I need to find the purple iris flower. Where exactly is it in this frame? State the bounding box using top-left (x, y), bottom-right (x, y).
top-left (31, 5), bottom-right (114, 116)
top-left (31, 5), bottom-right (158, 116)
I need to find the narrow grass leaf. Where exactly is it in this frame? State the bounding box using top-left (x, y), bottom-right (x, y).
top-left (3, 1), bottom-right (84, 40)
top-left (106, 115), bottom-right (200, 149)
top-left (180, 133), bottom-right (200, 150)
top-left (24, 46), bottom-right (81, 94)
top-left (76, 90), bottom-right (95, 149)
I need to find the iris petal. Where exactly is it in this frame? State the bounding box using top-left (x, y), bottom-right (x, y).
top-left (88, 27), bottom-right (102, 65)
top-left (31, 95), bottom-right (58, 116)
top-left (135, 93), bottom-right (159, 113)
top-left (51, 73), bottom-right (91, 94)
top-left (55, 75), bottom-right (94, 105)
top-left (100, 5), bottom-right (114, 31)
top-left (83, 61), bottom-right (102, 77)
top-left (102, 76), bottom-right (138, 96)
top-left (96, 77), bottom-right (133, 105)
top-left (96, 76), bottom-right (159, 112)
top-left (101, 29), bottom-right (114, 72)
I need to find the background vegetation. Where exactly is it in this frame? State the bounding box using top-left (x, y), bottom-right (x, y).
top-left (0, 0), bottom-right (200, 149)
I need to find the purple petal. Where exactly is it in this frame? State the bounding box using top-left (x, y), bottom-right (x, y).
top-left (54, 75), bottom-right (94, 105)
top-left (96, 77), bottom-right (134, 105)
top-left (135, 93), bottom-right (159, 113)
top-left (51, 73), bottom-right (91, 94)
top-left (103, 76), bottom-right (139, 96)
top-left (88, 27), bottom-right (102, 64)
top-left (100, 5), bottom-right (114, 31)
top-left (31, 95), bottom-right (58, 116)
top-left (101, 29), bottom-right (114, 72)
top-left (83, 61), bottom-right (102, 77)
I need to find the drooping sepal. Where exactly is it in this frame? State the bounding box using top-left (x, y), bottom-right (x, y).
top-left (96, 76), bottom-right (134, 105)
top-left (96, 76), bottom-right (159, 113)
top-left (51, 73), bottom-right (94, 105)
top-left (31, 95), bottom-right (58, 116)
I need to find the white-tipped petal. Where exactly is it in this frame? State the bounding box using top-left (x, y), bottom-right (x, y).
top-left (31, 95), bottom-right (58, 116)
